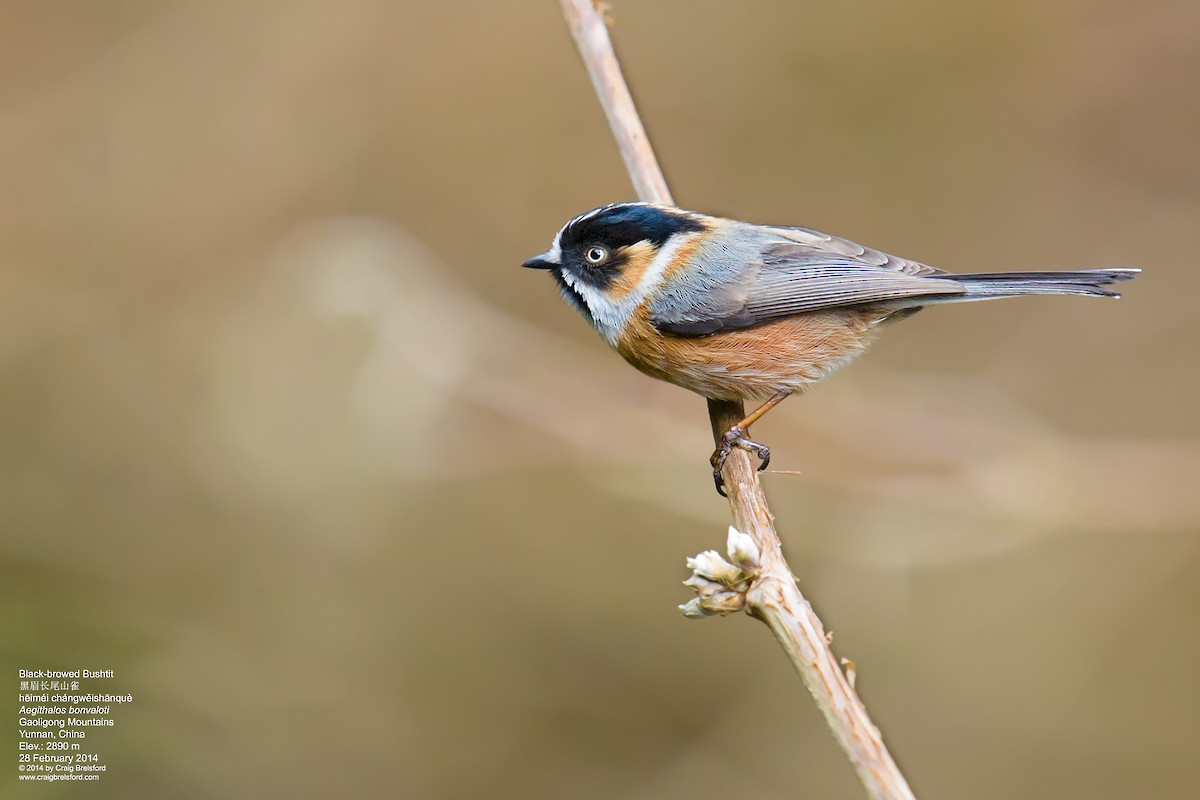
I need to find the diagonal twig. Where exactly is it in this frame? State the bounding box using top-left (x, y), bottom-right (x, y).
top-left (558, 2), bottom-right (917, 798)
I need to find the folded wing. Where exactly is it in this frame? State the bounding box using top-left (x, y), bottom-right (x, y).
top-left (650, 225), bottom-right (966, 336)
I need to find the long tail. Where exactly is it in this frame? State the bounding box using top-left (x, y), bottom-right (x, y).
top-left (949, 268), bottom-right (1140, 300)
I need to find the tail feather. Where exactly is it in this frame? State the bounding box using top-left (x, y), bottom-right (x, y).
top-left (950, 268), bottom-right (1140, 300)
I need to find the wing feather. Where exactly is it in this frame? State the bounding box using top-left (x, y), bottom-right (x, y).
top-left (650, 224), bottom-right (965, 336)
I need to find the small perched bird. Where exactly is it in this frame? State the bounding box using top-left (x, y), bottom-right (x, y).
top-left (523, 202), bottom-right (1138, 495)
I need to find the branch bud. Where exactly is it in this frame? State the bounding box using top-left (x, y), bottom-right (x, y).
top-left (726, 526), bottom-right (760, 569)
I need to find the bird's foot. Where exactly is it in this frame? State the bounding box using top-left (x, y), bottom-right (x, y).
top-left (710, 426), bottom-right (771, 497)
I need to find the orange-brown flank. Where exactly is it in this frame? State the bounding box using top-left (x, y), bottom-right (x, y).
top-left (615, 303), bottom-right (878, 400)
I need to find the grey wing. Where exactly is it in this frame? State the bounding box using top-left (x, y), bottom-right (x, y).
top-left (649, 224), bottom-right (967, 336)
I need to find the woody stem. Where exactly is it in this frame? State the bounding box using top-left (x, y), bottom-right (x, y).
top-left (560, 2), bottom-right (918, 799)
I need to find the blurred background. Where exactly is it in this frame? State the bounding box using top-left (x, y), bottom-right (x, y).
top-left (2, 1), bottom-right (1198, 797)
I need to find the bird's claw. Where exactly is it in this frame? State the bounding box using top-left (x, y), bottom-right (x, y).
top-left (710, 427), bottom-right (771, 497)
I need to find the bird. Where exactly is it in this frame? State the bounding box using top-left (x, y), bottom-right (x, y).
top-left (522, 202), bottom-right (1138, 495)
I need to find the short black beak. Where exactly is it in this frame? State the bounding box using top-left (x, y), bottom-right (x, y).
top-left (522, 253), bottom-right (558, 270)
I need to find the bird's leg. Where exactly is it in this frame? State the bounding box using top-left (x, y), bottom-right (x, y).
top-left (711, 391), bottom-right (791, 496)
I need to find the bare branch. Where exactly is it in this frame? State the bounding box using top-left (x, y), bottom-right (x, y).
top-left (559, 1), bottom-right (672, 205)
top-left (558, 2), bottom-right (918, 798)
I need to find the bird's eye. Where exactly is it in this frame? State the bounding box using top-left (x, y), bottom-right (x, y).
top-left (584, 245), bottom-right (609, 265)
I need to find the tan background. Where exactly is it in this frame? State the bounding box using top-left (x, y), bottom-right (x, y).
top-left (2, 1), bottom-right (1198, 797)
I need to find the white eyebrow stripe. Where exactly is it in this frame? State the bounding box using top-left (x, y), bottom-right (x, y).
top-left (547, 228), bottom-right (564, 263)
top-left (550, 202), bottom-right (651, 263)
top-left (547, 205), bottom-right (613, 264)
top-left (572, 207), bottom-right (605, 225)
top-left (570, 203), bottom-right (628, 227)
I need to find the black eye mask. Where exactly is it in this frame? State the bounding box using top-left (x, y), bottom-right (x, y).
top-left (557, 204), bottom-right (705, 290)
